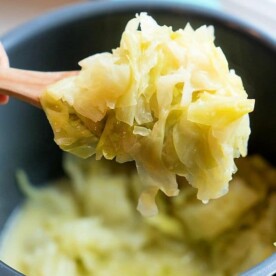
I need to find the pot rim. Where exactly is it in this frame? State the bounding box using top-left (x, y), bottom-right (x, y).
top-left (1, 0), bottom-right (275, 54)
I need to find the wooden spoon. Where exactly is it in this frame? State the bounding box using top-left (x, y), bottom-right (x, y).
top-left (0, 43), bottom-right (78, 108)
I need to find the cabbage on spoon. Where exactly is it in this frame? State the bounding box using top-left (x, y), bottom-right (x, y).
top-left (41, 13), bottom-right (255, 216)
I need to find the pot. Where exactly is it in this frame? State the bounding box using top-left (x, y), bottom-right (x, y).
top-left (0, 1), bottom-right (275, 275)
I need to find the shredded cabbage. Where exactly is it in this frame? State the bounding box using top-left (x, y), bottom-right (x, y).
top-left (0, 155), bottom-right (275, 276)
top-left (41, 13), bottom-right (254, 215)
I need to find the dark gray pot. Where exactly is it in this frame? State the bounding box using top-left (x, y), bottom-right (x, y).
top-left (0, 1), bottom-right (275, 275)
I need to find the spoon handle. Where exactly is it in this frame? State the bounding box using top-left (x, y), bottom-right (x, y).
top-left (0, 67), bottom-right (78, 108)
top-left (0, 42), bottom-right (78, 108)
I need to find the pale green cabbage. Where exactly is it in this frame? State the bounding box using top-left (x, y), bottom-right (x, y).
top-left (0, 155), bottom-right (275, 276)
top-left (41, 13), bottom-right (254, 216)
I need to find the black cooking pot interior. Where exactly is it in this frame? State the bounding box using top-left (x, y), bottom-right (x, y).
top-left (0, 1), bottom-right (275, 275)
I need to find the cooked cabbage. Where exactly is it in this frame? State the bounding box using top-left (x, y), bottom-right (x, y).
top-left (0, 155), bottom-right (275, 276)
top-left (40, 13), bottom-right (255, 215)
